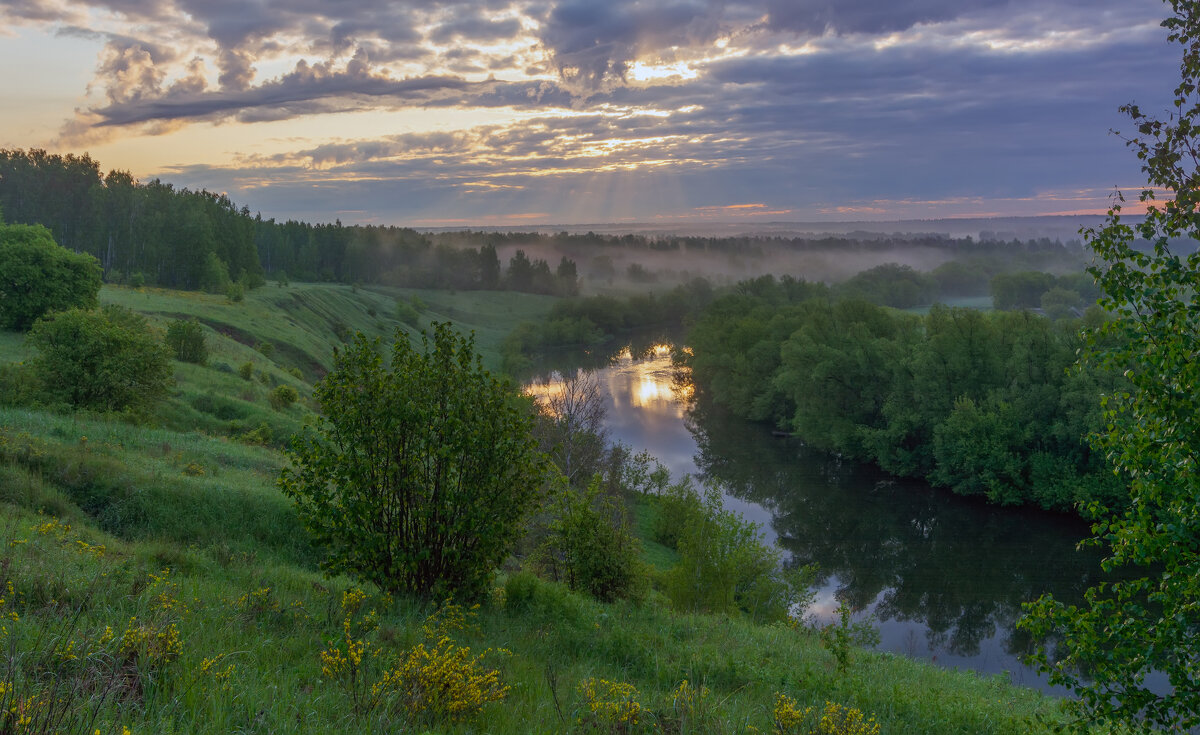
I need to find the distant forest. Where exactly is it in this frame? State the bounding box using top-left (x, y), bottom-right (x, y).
top-left (1, 148), bottom-right (1089, 297)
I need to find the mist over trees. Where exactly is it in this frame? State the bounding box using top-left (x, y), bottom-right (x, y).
top-left (3, 147), bottom-right (1105, 304)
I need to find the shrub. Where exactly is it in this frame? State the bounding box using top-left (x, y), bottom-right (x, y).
top-left (819, 602), bottom-right (880, 674)
top-left (0, 223), bottom-right (102, 331)
top-left (773, 697), bottom-right (881, 735)
top-left (165, 319), bottom-right (208, 364)
top-left (536, 475), bottom-right (646, 602)
top-left (268, 384), bottom-right (299, 410)
top-left (256, 341), bottom-right (275, 359)
top-left (226, 281), bottom-right (245, 303)
top-left (28, 306), bottom-right (172, 413)
top-left (280, 323), bottom-right (549, 599)
top-left (395, 301), bottom-right (420, 327)
top-left (577, 678), bottom-right (644, 732)
top-left (664, 482), bottom-right (813, 622)
top-left (238, 362), bottom-right (254, 380)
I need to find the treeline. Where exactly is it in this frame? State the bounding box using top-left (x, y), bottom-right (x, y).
top-left (0, 149), bottom-right (580, 296)
top-left (0, 150), bottom-right (262, 290)
top-left (684, 276), bottom-right (1124, 512)
top-left (432, 228), bottom-right (1086, 258)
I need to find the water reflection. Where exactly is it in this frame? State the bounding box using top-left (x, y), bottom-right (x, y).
top-left (687, 394), bottom-right (1108, 689)
top-left (532, 346), bottom-right (1115, 693)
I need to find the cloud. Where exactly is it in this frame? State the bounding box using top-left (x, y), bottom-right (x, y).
top-left (5, 0), bottom-right (1179, 223)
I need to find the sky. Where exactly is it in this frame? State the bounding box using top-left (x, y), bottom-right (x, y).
top-left (0, 0), bottom-right (1179, 227)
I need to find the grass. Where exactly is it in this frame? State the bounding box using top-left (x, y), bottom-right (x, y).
top-left (0, 281), bottom-right (1073, 733)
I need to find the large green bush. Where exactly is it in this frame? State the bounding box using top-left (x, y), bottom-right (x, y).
top-left (28, 306), bottom-right (172, 412)
top-left (279, 323), bottom-right (549, 599)
top-left (165, 319), bottom-right (208, 364)
top-left (0, 223), bottom-right (102, 331)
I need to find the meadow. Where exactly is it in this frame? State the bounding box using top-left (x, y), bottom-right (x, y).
top-left (0, 283), bottom-right (1068, 734)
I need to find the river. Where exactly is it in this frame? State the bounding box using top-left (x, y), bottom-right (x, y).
top-left (534, 345), bottom-right (1132, 696)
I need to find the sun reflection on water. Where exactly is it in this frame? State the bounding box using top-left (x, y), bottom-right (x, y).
top-left (525, 344), bottom-right (692, 420)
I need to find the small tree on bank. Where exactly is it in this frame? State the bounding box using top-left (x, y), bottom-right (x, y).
top-left (1020, 2), bottom-right (1200, 730)
top-left (280, 323), bottom-right (548, 599)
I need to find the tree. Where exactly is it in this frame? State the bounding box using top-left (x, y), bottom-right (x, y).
top-left (165, 319), bottom-right (208, 364)
top-left (279, 323), bottom-right (549, 599)
top-left (1020, 3), bottom-right (1200, 730)
top-left (533, 369), bottom-right (609, 486)
top-left (0, 223), bottom-right (102, 331)
top-left (28, 306), bottom-right (172, 412)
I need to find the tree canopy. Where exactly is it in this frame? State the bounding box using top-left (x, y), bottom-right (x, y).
top-left (0, 222), bottom-right (102, 331)
top-left (1020, 2), bottom-right (1200, 730)
top-left (280, 323), bottom-right (548, 599)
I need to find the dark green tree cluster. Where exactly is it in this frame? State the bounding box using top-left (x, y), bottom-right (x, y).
top-left (835, 263), bottom-right (935, 308)
top-left (501, 277), bottom-right (719, 371)
top-left (0, 221), bottom-right (102, 330)
top-left (685, 277), bottom-right (1121, 511)
top-left (0, 150), bottom-right (262, 290)
top-left (990, 270), bottom-right (1101, 312)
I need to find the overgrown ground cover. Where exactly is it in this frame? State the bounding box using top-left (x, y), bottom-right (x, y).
top-left (0, 282), bottom-right (1068, 733)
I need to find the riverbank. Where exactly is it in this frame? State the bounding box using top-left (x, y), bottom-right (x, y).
top-left (0, 408), bottom-right (1062, 733)
top-left (0, 282), bottom-right (1069, 732)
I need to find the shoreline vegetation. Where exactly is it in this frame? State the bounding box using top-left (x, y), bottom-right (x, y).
top-left (0, 280), bottom-right (1075, 733)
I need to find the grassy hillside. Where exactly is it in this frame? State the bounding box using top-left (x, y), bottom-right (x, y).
top-left (0, 283), bottom-right (1069, 734)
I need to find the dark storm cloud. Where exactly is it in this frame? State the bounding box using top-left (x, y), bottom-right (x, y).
top-left (762, 0), bottom-right (1011, 35)
top-left (429, 16), bottom-right (523, 43)
top-left (539, 0), bottom-right (723, 87)
top-left (90, 66), bottom-right (497, 126)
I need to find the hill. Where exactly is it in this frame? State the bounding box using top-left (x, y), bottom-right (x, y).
top-left (0, 282), bottom-right (1064, 733)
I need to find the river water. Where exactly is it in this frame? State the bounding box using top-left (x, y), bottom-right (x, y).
top-left (535, 345), bottom-right (1122, 695)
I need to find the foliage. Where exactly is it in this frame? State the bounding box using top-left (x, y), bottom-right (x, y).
top-left (535, 475), bottom-right (646, 603)
top-left (279, 323), bottom-right (548, 599)
top-left (267, 384), bottom-right (298, 411)
top-left (165, 319), bottom-right (208, 364)
top-left (1020, 3), bottom-right (1200, 730)
top-left (577, 677), bottom-right (644, 733)
top-left (0, 222), bottom-right (102, 331)
top-left (685, 288), bottom-right (1120, 512)
top-left (237, 362), bottom-right (254, 381)
top-left (774, 697), bottom-right (881, 735)
top-left (28, 306), bottom-right (172, 413)
top-left (663, 481), bottom-right (812, 622)
top-left (818, 602), bottom-right (880, 674)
